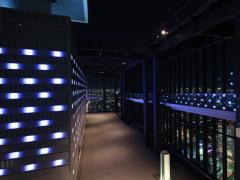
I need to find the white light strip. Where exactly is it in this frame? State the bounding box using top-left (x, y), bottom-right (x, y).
top-left (37, 64), bottom-right (51, 71)
top-left (38, 92), bottom-right (51, 98)
top-left (22, 135), bottom-right (37, 143)
top-left (21, 78), bottom-right (37, 85)
top-left (6, 93), bottom-right (21, 99)
top-left (53, 159), bottom-right (64, 166)
top-left (7, 122), bottom-right (21, 129)
top-left (23, 164), bottom-right (37, 171)
top-left (6, 63), bottom-right (21, 70)
top-left (22, 49), bottom-right (36, 56)
top-left (22, 107), bottom-right (37, 113)
top-left (7, 152), bottom-right (21, 159)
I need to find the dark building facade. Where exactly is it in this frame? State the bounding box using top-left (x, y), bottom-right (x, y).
top-left (0, 8), bottom-right (86, 180)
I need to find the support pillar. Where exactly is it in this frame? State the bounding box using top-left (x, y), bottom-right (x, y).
top-left (121, 70), bottom-right (126, 121)
top-left (153, 53), bottom-right (160, 154)
top-left (235, 1), bottom-right (240, 179)
top-left (143, 58), bottom-right (149, 145)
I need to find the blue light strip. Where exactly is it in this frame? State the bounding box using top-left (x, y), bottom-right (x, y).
top-left (162, 102), bottom-right (236, 121)
top-left (1, 147), bottom-right (55, 160)
top-left (0, 47), bottom-right (66, 58)
top-left (0, 105), bottom-right (67, 116)
top-left (1, 63), bottom-right (54, 71)
top-left (0, 158), bottom-right (68, 176)
top-left (126, 98), bottom-right (144, 104)
top-left (0, 78), bottom-right (67, 85)
top-left (0, 132), bottom-right (68, 146)
top-left (20, 49), bottom-right (37, 56)
top-left (0, 47), bottom-right (6, 54)
top-left (1, 92), bottom-right (54, 100)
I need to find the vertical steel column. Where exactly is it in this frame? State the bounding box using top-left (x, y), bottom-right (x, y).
top-left (153, 53), bottom-right (160, 153)
top-left (114, 75), bottom-right (118, 113)
top-left (143, 58), bottom-right (149, 145)
top-left (103, 78), bottom-right (106, 112)
top-left (121, 70), bottom-right (126, 121)
top-left (235, 0), bottom-right (240, 179)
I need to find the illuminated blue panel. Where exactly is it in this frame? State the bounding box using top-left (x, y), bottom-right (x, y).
top-left (0, 108), bottom-right (7, 115)
top-left (5, 63), bottom-right (22, 70)
top-left (7, 152), bottom-right (23, 159)
top-left (22, 135), bottom-right (38, 143)
top-left (0, 78), bottom-right (7, 85)
top-left (37, 92), bottom-right (52, 98)
top-left (22, 107), bottom-right (37, 113)
top-left (50, 51), bottom-right (65, 58)
top-left (51, 105), bottom-right (66, 112)
top-left (6, 93), bottom-right (22, 100)
top-left (0, 169), bottom-right (6, 176)
top-left (51, 78), bottom-right (66, 84)
top-left (38, 147), bottom-right (52, 155)
top-left (0, 139), bottom-right (6, 145)
top-left (37, 120), bottom-right (52, 127)
top-left (6, 122), bottom-right (22, 129)
top-left (36, 64), bottom-right (51, 71)
top-left (51, 132), bottom-right (67, 139)
top-left (52, 159), bottom-right (64, 166)
top-left (21, 78), bottom-right (38, 85)
top-left (23, 164), bottom-right (37, 172)
top-left (0, 47), bottom-right (6, 54)
top-left (21, 49), bottom-right (37, 56)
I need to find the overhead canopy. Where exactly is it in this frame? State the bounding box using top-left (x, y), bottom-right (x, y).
top-left (0, 0), bottom-right (88, 23)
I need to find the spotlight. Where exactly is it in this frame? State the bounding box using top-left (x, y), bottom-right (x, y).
top-left (161, 29), bottom-right (168, 36)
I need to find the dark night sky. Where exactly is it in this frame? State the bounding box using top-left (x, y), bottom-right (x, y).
top-left (72, 0), bottom-right (209, 50)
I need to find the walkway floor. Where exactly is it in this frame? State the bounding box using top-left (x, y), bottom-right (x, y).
top-left (80, 113), bottom-right (197, 180)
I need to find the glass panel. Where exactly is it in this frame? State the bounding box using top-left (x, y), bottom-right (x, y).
top-left (186, 128), bottom-right (190, 159)
top-left (192, 115), bottom-right (197, 161)
top-left (207, 134), bottom-right (213, 175)
top-left (207, 118), bottom-right (213, 175)
top-left (216, 133), bottom-right (223, 179)
top-left (227, 136), bottom-right (235, 179)
top-left (199, 130), bottom-right (204, 167)
top-left (226, 121), bottom-right (234, 137)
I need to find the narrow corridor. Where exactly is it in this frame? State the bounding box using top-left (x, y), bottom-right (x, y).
top-left (80, 113), bottom-right (198, 180)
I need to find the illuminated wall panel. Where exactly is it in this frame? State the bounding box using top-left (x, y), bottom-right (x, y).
top-left (0, 7), bottom-right (87, 180)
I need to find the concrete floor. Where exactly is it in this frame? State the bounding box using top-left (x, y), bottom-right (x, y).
top-left (80, 113), bottom-right (198, 180)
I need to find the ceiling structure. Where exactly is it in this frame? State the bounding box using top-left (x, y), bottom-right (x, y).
top-left (72, 0), bottom-right (209, 74)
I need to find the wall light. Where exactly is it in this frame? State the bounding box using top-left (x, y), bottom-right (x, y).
top-left (21, 49), bottom-right (36, 56)
top-left (22, 135), bottom-right (37, 143)
top-left (7, 152), bottom-right (22, 159)
top-left (37, 92), bottom-right (51, 98)
top-left (0, 169), bottom-right (5, 176)
top-left (52, 159), bottom-right (64, 166)
top-left (37, 64), bottom-right (51, 71)
top-left (51, 51), bottom-right (64, 58)
top-left (51, 132), bottom-right (65, 139)
top-left (7, 93), bottom-right (21, 100)
top-left (23, 164), bottom-right (37, 171)
top-left (0, 139), bottom-right (6, 145)
top-left (0, 108), bottom-right (6, 115)
top-left (7, 122), bottom-right (21, 129)
top-left (0, 78), bottom-right (6, 85)
top-left (51, 105), bottom-right (66, 112)
top-left (51, 78), bottom-right (65, 84)
top-left (22, 107), bottom-right (37, 113)
top-left (21, 78), bottom-right (37, 85)
top-left (38, 120), bottom-right (51, 127)
top-left (38, 148), bottom-right (51, 155)
top-left (5, 63), bottom-right (21, 70)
